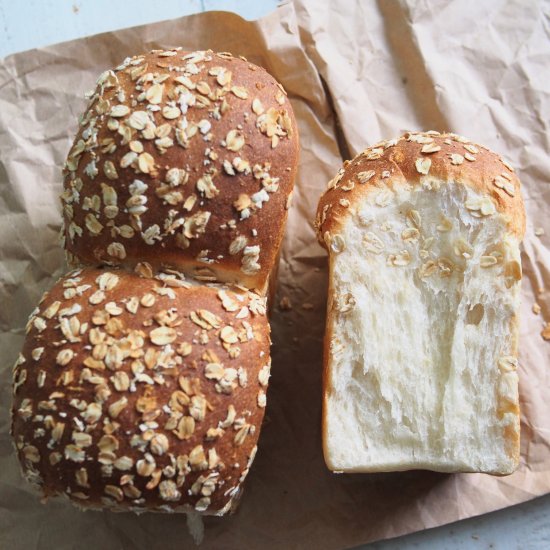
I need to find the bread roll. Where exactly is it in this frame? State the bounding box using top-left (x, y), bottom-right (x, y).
top-left (61, 49), bottom-right (299, 294)
top-left (316, 131), bottom-right (525, 475)
top-left (11, 267), bottom-right (270, 513)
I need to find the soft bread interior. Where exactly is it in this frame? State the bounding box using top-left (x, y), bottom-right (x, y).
top-left (325, 179), bottom-right (521, 474)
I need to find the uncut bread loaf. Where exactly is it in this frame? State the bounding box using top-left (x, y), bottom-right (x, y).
top-left (61, 49), bottom-right (299, 294)
top-left (11, 267), bottom-right (271, 514)
top-left (316, 131), bottom-right (525, 475)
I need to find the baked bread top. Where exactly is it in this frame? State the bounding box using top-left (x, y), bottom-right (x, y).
top-left (11, 267), bottom-right (270, 513)
top-left (316, 131), bottom-right (525, 244)
top-left (61, 49), bottom-right (299, 292)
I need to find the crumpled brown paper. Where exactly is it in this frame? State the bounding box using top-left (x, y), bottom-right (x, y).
top-left (1, 1), bottom-right (549, 548)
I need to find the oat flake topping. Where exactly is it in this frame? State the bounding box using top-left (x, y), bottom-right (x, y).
top-left (61, 48), bottom-right (298, 289)
top-left (12, 267), bottom-right (270, 513)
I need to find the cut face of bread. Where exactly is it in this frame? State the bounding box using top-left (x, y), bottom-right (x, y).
top-left (325, 184), bottom-right (520, 472)
top-left (324, 177), bottom-right (522, 474)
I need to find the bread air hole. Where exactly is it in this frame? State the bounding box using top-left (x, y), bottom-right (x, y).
top-left (466, 303), bottom-right (485, 325)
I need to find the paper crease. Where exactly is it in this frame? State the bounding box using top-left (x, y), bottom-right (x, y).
top-left (1, 1), bottom-right (549, 548)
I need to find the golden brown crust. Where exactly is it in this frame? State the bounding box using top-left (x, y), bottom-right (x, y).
top-left (315, 131), bottom-right (525, 245)
top-left (502, 306), bottom-right (521, 467)
top-left (321, 259), bottom-right (336, 471)
top-left (61, 49), bottom-right (299, 293)
top-left (11, 267), bottom-right (271, 514)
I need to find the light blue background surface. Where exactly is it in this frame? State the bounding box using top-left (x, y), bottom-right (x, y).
top-left (0, 0), bottom-right (279, 57)
top-left (0, 1), bottom-right (548, 548)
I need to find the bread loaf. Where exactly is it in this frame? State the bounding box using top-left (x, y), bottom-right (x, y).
top-left (316, 131), bottom-right (525, 475)
top-left (11, 49), bottom-right (297, 515)
top-left (61, 49), bottom-right (299, 294)
top-left (11, 267), bottom-right (270, 514)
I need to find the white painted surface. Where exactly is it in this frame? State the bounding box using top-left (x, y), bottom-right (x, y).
top-left (0, 0), bottom-right (279, 58)
top-left (0, 1), bottom-right (548, 548)
top-left (367, 493), bottom-right (550, 549)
